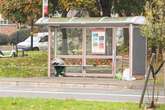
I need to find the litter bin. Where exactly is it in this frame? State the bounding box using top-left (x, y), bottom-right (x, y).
top-left (52, 58), bottom-right (65, 77)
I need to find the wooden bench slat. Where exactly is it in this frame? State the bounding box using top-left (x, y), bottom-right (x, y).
top-left (56, 55), bottom-right (122, 59)
top-left (53, 65), bottom-right (111, 67)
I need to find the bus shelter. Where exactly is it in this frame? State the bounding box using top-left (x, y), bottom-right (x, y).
top-left (36, 16), bottom-right (146, 78)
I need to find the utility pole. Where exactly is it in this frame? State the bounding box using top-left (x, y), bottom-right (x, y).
top-left (29, 0), bottom-right (34, 50)
top-left (30, 19), bottom-right (34, 50)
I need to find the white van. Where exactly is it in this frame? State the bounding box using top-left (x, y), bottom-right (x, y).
top-left (17, 32), bottom-right (48, 51)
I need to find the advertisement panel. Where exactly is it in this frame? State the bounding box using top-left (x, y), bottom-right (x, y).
top-left (91, 28), bottom-right (105, 54)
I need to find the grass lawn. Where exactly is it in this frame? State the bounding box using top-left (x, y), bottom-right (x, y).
top-left (0, 97), bottom-right (165, 110)
top-left (0, 97), bottom-right (151, 110)
top-left (0, 51), bottom-right (47, 77)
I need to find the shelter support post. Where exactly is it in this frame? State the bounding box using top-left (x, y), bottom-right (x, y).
top-left (82, 28), bottom-right (87, 75)
top-left (42, 0), bottom-right (44, 17)
top-left (129, 24), bottom-right (133, 77)
top-left (112, 28), bottom-right (117, 78)
top-left (163, 53), bottom-right (165, 94)
top-left (54, 28), bottom-right (57, 58)
top-left (48, 26), bottom-right (52, 77)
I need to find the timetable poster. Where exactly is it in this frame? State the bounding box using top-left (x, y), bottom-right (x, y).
top-left (91, 29), bottom-right (105, 54)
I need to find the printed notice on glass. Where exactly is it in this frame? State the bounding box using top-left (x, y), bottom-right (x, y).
top-left (91, 28), bottom-right (105, 54)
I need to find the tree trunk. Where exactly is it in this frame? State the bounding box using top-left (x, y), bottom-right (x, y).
top-left (95, 0), bottom-right (101, 16)
top-left (61, 11), bottom-right (68, 54)
top-left (15, 23), bottom-right (21, 56)
top-left (123, 28), bottom-right (129, 47)
top-left (99, 0), bottom-right (112, 17)
top-left (30, 19), bottom-right (34, 50)
top-left (158, 42), bottom-right (163, 60)
top-left (49, 0), bottom-right (59, 14)
top-left (61, 29), bottom-right (68, 54)
top-left (106, 28), bottom-right (112, 55)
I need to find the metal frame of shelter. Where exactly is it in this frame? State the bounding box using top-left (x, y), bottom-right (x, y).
top-left (36, 16), bottom-right (145, 78)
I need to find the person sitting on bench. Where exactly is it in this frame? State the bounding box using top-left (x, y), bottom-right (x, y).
top-left (52, 58), bottom-right (65, 77)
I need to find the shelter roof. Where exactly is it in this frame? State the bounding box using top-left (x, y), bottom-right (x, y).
top-left (36, 16), bottom-right (145, 27)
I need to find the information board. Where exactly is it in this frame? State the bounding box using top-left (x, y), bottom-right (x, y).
top-left (91, 28), bottom-right (105, 54)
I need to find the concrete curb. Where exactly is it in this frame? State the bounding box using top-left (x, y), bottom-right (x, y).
top-left (0, 77), bottom-right (145, 89)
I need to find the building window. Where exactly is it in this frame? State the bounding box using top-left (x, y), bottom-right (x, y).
top-left (0, 20), bottom-right (8, 24)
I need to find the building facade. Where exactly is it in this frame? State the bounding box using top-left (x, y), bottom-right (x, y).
top-left (0, 0), bottom-right (17, 36)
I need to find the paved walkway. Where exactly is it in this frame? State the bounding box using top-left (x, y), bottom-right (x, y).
top-left (0, 77), bottom-right (164, 103)
top-left (0, 77), bottom-right (147, 90)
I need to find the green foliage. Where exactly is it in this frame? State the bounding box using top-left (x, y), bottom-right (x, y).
top-left (115, 72), bottom-right (122, 80)
top-left (141, 0), bottom-right (165, 49)
top-left (117, 44), bottom-right (129, 55)
top-left (0, 33), bottom-right (9, 45)
top-left (50, 0), bottom-right (146, 17)
top-left (9, 29), bottom-right (30, 44)
top-left (49, 0), bottom-right (100, 17)
top-left (114, 0), bottom-right (145, 16)
top-left (0, 0), bottom-right (42, 24)
top-left (59, 0), bottom-right (96, 11)
top-left (0, 51), bottom-right (47, 77)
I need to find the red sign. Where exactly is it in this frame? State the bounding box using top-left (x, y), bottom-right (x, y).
top-left (43, 0), bottom-right (48, 17)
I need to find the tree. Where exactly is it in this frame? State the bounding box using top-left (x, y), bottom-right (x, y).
top-left (49, 0), bottom-right (59, 16)
top-left (141, 0), bottom-right (165, 55)
top-left (95, 0), bottom-right (113, 17)
top-left (0, 0), bottom-right (42, 50)
top-left (0, 0), bottom-right (41, 24)
top-left (59, 0), bottom-right (99, 16)
top-left (114, 0), bottom-right (145, 16)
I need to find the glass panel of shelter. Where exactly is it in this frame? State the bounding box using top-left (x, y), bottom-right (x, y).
top-left (55, 28), bottom-right (83, 73)
top-left (116, 27), bottom-right (129, 76)
top-left (51, 27), bottom-right (129, 75)
top-left (86, 28), bottom-right (112, 74)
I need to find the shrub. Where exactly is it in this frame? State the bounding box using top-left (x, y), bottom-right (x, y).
top-left (9, 29), bottom-right (30, 44)
top-left (0, 33), bottom-right (9, 45)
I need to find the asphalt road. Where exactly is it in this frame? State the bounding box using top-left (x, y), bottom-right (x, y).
top-left (0, 85), bottom-right (164, 103)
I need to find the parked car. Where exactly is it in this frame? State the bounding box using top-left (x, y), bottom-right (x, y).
top-left (17, 32), bottom-right (48, 51)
